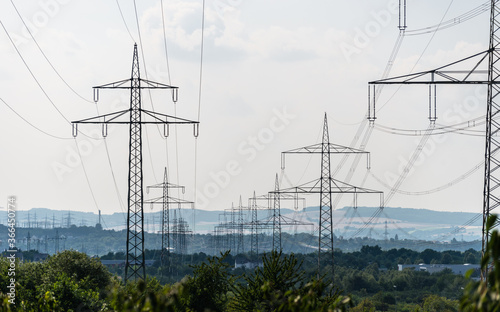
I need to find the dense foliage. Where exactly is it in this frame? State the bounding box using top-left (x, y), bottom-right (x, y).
top-left (0, 232), bottom-right (494, 311)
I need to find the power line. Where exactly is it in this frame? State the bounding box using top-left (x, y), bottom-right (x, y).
top-left (0, 97), bottom-right (72, 140)
top-left (376, 0), bottom-right (455, 114)
top-left (133, 0), bottom-right (162, 183)
top-left (160, 0), bottom-right (172, 85)
top-left (194, 0), bottom-right (206, 234)
top-left (74, 138), bottom-right (100, 214)
top-left (0, 19), bottom-right (70, 123)
top-left (406, 1), bottom-right (490, 36)
top-left (368, 159), bottom-right (484, 196)
top-left (115, 0), bottom-right (136, 42)
top-left (9, 0), bottom-right (93, 104)
top-left (0, 18), bottom-right (97, 140)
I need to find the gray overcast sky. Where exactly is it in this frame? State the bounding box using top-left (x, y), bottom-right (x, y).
top-left (0, 0), bottom-right (492, 218)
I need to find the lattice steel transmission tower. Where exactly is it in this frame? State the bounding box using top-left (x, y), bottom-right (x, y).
top-left (272, 174), bottom-right (281, 251)
top-left (72, 44), bottom-right (199, 282)
top-left (145, 167), bottom-right (193, 267)
top-left (236, 196), bottom-right (245, 254)
top-left (319, 114), bottom-right (333, 262)
top-left (250, 191), bottom-right (259, 254)
top-left (367, 0), bottom-right (499, 281)
top-left (172, 209), bottom-right (191, 256)
top-left (279, 113), bottom-right (383, 279)
top-left (212, 188), bottom-right (310, 255)
top-left (483, 0), bottom-right (500, 280)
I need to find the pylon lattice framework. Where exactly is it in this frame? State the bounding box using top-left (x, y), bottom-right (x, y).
top-left (278, 113), bottom-right (384, 280)
top-left (72, 44), bottom-right (199, 282)
top-left (367, 0), bottom-right (499, 281)
top-left (212, 189), bottom-right (311, 255)
top-left (145, 167), bottom-right (194, 267)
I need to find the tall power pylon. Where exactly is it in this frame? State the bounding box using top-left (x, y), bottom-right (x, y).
top-left (72, 44), bottom-right (199, 282)
top-left (279, 113), bottom-right (383, 280)
top-left (367, 0), bottom-right (499, 281)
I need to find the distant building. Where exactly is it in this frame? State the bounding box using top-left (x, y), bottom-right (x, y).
top-left (235, 260), bottom-right (263, 270)
top-left (398, 263), bottom-right (480, 276)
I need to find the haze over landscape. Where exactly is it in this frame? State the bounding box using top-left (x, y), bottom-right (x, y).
top-left (0, 1), bottom-right (491, 229)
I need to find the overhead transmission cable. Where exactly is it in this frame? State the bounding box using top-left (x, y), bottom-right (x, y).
top-left (373, 114), bottom-right (490, 137)
top-left (10, 0), bottom-right (93, 104)
top-left (330, 7), bottom-right (407, 228)
top-left (369, 159), bottom-right (484, 196)
top-left (193, 0), bottom-right (206, 234)
top-left (0, 18), bottom-right (96, 140)
top-left (133, 0), bottom-right (162, 183)
top-left (159, 0), bottom-right (183, 205)
top-left (405, 1), bottom-right (490, 36)
top-left (115, 0), bottom-right (136, 42)
top-left (348, 3), bottom-right (455, 238)
top-left (376, 0), bottom-right (455, 114)
top-left (10, 1), bottom-right (129, 220)
top-left (0, 97), bottom-right (72, 140)
top-left (0, 20), bottom-right (70, 124)
top-left (74, 138), bottom-right (101, 214)
top-left (352, 1), bottom-right (456, 238)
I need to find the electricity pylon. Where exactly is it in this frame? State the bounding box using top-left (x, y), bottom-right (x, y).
top-left (145, 167), bottom-right (194, 267)
top-left (72, 44), bottom-right (199, 282)
top-left (250, 191), bottom-right (258, 254)
top-left (279, 113), bottom-right (383, 280)
top-left (272, 174), bottom-right (281, 250)
top-left (367, 0), bottom-right (499, 281)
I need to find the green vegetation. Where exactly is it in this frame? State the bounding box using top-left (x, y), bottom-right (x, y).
top-left (1, 219), bottom-right (499, 311)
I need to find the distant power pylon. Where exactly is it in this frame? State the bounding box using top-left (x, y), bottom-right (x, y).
top-left (72, 44), bottom-right (199, 282)
top-left (250, 191), bottom-right (259, 254)
top-left (171, 209), bottom-right (191, 256)
top-left (145, 167), bottom-right (194, 267)
top-left (279, 113), bottom-right (383, 280)
top-left (272, 174), bottom-right (281, 251)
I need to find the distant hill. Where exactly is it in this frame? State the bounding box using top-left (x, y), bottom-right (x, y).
top-left (1, 206), bottom-right (481, 240)
top-left (0, 206), bottom-right (482, 256)
top-left (337, 206), bottom-right (480, 226)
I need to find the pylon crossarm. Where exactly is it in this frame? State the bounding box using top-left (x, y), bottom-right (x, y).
top-left (253, 193), bottom-right (306, 202)
top-left (144, 196), bottom-right (194, 206)
top-left (93, 78), bottom-right (132, 89)
top-left (141, 109), bottom-right (199, 124)
top-left (369, 49), bottom-right (492, 85)
top-left (279, 215), bottom-right (314, 227)
top-left (139, 78), bottom-right (178, 89)
top-left (282, 143), bottom-right (368, 154)
top-left (94, 78), bottom-right (178, 90)
top-left (281, 143), bottom-right (370, 169)
top-left (72, 109), bottom-right (130, 124)
top-left (147, 182), bottom-right (185, 192)
top-left (273, 178), bottom-right (383, 194)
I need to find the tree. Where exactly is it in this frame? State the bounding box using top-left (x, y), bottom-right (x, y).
top-left (441, 253), bottom-right (453, 265)
top-left (422, 294), bottom-right (457, 312)
top-left (181, 250), bottom-right (233, 312)
top-left (107, 277), bottom-right (183, 312)
top-left (460, 215), bottom-right (500, 311)
top-left (229, 251), bottom-right (350, 311)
